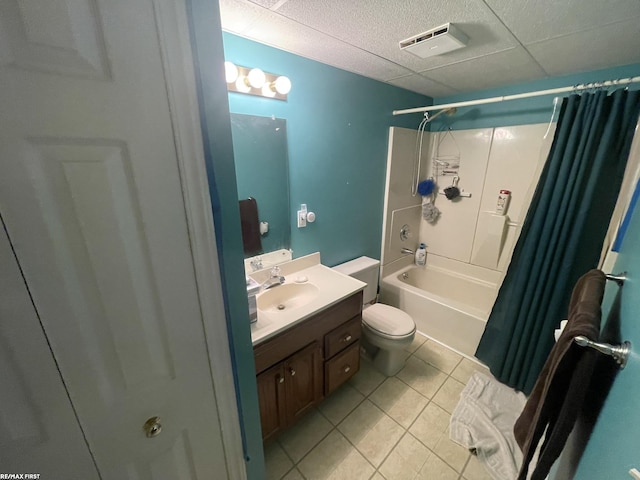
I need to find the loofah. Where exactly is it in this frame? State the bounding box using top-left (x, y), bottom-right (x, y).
top-left (417, 179), bottom-right (436, 196)
top-left (422, 201), bottom-right (441, 224)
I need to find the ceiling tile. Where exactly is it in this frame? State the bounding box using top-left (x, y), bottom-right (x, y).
top-left (275, 0), bottom-right (519, 71)
top-left (219, 0), bottom-right (267, 34)
top-left (246, 0), bottom-right (282, 8)
top-left (485, 0), bottom-right (640, 45)
top-left (387, 74), bottom-right (460, 98)
top-left (241, 9), bottom-right (413, 81)
top-left (423, 47), bottom-right (547, 93)
top-left (527, 19), bottom-right (640, 77)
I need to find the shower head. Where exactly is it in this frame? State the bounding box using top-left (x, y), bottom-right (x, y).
top-left (425, 107), bottom-right (457, 123)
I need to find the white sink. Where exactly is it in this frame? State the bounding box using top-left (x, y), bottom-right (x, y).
top-left (257, 282), bottom-right (320, 313)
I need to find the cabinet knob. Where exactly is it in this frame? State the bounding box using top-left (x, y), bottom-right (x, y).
top-left (278, 376), bottom-right (284, 384)
top-left (289, 368), bottom-right (296, 376)
top-left (343, 365), bottom-right (351, 374)
top-left (341, 334), bottom-right (352, 343)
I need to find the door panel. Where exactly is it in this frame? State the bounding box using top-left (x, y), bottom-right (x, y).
top-left (257, 363), bottom-right (286, 442)
top-left (285, 343), bottom-right (322, 424)
top-left (0, 218), bottom-right (99, 477)
top-left (0, 0), bottom-right (230, 477)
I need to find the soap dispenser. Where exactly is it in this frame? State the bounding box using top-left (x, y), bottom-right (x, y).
top-left (415, 243), bottom-right (427, 266)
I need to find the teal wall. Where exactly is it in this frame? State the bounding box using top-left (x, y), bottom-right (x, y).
top-left (187, 3), bottom-right (265, 479)
top-left (223, 32), bottom-right (432, 267)
top-left (429, 63), bottom-right (640, 131)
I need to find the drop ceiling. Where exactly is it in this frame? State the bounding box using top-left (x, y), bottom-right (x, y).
top-left (219, 0), bottom-right (640, 98)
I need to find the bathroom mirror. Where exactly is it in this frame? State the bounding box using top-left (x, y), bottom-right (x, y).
top-left (230, 113), bottom-right (291, 257)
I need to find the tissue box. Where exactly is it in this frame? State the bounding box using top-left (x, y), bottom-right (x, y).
top-left (246, 277), bottom-right (261, 323)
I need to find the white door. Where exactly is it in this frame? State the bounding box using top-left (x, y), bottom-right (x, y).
top-left (0, 216), bottom-right (100, 478)
top-left (0, 0), bottom-right (238, 478)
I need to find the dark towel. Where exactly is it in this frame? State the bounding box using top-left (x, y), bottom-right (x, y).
top-left (514, 269), bottom-right (605, 480)
top-left (239, 197), bottom-right (262, 256)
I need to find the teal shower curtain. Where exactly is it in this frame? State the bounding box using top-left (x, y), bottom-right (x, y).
top-left (476, 89), bottom-right (640, 394)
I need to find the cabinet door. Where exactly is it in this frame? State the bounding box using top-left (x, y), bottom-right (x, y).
top-left (257, 363), bottom-right (287, 442)
top-left (284, 342), bottom-right (323, 425)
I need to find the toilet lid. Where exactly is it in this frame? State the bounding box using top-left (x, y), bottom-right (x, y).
top-left (362, 303), bottom-right (416, 338)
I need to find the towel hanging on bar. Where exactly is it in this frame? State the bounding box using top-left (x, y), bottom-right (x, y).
top-left (514, 269), bottom-right (606, 480)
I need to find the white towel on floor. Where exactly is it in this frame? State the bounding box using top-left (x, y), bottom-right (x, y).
top-left (450, 372), bottom-right (527, 480)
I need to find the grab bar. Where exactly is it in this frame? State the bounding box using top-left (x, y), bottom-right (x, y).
top-left (605, 272), bottom-right (626, 286)
top-left (574, 336), bottom-right (631, 369)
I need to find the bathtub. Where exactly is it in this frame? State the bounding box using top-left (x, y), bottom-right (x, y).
top-left (379, 264), bottom-right (499, 357)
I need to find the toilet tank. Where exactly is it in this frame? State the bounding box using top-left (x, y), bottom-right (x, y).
top-left (332, 256), bottom-right (380, 305)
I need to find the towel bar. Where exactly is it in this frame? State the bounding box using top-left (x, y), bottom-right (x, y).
top-left (605, 272), bottom-right (626, 286)
top-left (574, 336), bottom-right (631, 369)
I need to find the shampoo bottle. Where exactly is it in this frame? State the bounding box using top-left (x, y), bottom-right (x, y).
top-left (415, 243), bottom-right (427, 266)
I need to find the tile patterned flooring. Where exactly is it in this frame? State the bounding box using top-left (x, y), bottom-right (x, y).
top-left (264, 333), bottom-right (494, 480)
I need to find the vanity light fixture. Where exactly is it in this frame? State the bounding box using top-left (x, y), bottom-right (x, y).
top-left (225, 62), bottom-right (291, 101)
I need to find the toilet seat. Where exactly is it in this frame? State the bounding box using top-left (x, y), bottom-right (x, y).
top-left (362, 303), bottom-right (416, 339)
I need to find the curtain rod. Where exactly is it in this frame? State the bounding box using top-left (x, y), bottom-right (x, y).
top-left (392, 75), bottom-right (640, 116)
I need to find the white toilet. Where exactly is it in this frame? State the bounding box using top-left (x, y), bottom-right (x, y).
top-left (333, 256), bottom-right (416, 376)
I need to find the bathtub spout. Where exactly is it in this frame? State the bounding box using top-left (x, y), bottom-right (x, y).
top-left (401, 247), bottom-right (415, 255)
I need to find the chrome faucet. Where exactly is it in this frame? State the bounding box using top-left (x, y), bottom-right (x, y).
top-left (262, 266), bottom-right (285, 290)
top-left (401, 247), bottom-right (415, 255)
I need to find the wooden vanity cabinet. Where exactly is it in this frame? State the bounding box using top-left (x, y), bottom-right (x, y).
top-left (254, 291), bottom-right (363, 442)
top-left (256, 342), bottom-right (322, 442)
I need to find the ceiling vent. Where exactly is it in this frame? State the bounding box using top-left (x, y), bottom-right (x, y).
top-left (399, 23), bottom-right (468, 58)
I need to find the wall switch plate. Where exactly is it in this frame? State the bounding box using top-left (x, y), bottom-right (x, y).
top-left (297, 204), bottom-right (307, 228)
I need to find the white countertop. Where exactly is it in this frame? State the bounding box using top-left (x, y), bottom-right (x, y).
top-left (250, 253), bottom-right (365, 345)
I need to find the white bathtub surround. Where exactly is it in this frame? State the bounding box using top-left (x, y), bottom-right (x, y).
top-left (379, 123), bottom-right (554, 358)
top-left (379, 256), bottom-right (499, 357)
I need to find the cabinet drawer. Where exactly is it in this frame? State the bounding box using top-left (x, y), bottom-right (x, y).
top-left (324, 342), bottom-right (360, 395)
top-left (325, 316), bottom-right (361, 359)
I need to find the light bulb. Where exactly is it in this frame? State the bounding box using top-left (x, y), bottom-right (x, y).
top-left (247, 68), bottom-right (266, 88)
top-left (224, 61), bottom-right (238, 83)
top-left (235, 75), bottom-right (251, 93)
top-left (274, 76), bottom-right (291, 95)
top-left (261, 83), bottom-right (276, 98)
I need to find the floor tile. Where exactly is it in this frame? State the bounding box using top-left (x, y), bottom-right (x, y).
top-left (414, 340), bottom-right (462, 374)
top-left (379, 432), bottom-right (431, 480)
top-left (404, 332), bottom-right (427, 353)
top-left (349, 360), bottom-right (386, 396)
top-left (326, 448), bottom-right (375, 480)
top-left (433, 427), bottom-right (470, 472)
top-left (370, 473), bottom-right (385, 480)
top-left (282, 468), bottom-right (304, 480)
top-left (369, 377), bottom-right (428, 428)
top-left (450, 357), bottom-right (490, 384)
top-left (318, 382), bottom-right (365, 425)
top-left (416, 452), bottom-right (459, 480)
top-left (338, 399), bottom-right (386, 441)
top-left (409, 402), bottom-right (450, 450)
top-left (462, 454), bottom-right (493, 480)
top-left (298, 430), bottom-right (371, 480)
top-left (278, 408), bottom-right (333, 463)
top-left (264, 442), bottom-right (294, 480)
top-left (397, 355), bottom-right (448, 399)
top-left (338, 400), bottom-right (404, 467)
top-left (432, 377), bottom-right (465, 414)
